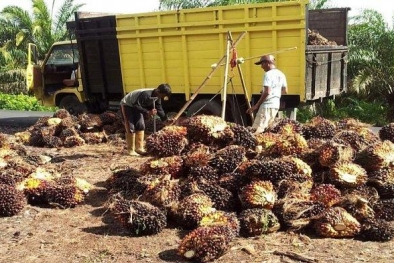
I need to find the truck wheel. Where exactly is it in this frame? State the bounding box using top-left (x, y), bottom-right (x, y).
top-left (187, 99), bottom-right (222, 117)
top-left (59, 95), bottom-right (87, 115)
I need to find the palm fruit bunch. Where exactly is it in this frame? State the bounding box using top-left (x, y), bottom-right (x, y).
top-left (59, 127), bottom-right (80, 142)
top-left (318, 140), bottom-right (354, 167)
top-left (359, 218), bottom-right (394, 241)
top-left (228, 122), bottom-right (257, 149)
top-left (254, 132), bottom-right (281, 153)
top-left (333, 130), bottom-right (370, 153)
top-left (80, 132), bottom-right (106, 144)
top-left (218, 172), bottom-right (244, 194)
top-left (310, 184), bottom-right (342, 207)
top-left (145, 125), bottom-right (188, 157)
top-left (140, 156), bottom-right (185, 179)
top-left (17, 177), bottom-right (55, 205)
top-left (55, 175), bottom-right (92, 194)
top-left (273, 199), bottom-right (326, 230)
top-left (238, 180), bottom-right (276, 209)
top-left (307, 138), bottom-right (327, 150)
top-left (140, 174), bottom-right (181, 210)
top-left (183, 115), bottom-right (229, 145)
top-left (173, 193), bottom-right (216, 229)
top-left (355, 140), bottom-right (394, 172)
top-left (368, 167), bottom-right (394, 198)
top-left (108, 195), bottom-right (167, 235)
top-left (58, 116), bottom-right (78, 130)
top-left (355, 127), bottom-right (381, 145)
top-left (187, 165), bottom-right (219, 182)
top-left (379, 123), bottom-right (394, 143)
top-left (208, 145), bottom-right (246, 175)
top-left (276, 180), bottom-right (313, 200)
top-left (182, 143), bottom-right (212, 168)
top-left (104, 168), bottom-right (143, 198)
top-left (328, 162), bottom-right (368, 188)
top-left (199, 210), bottom-right (240, 238)
top-left (336, 195), bottom-right (375, 223)
top-left (178, 225), bottom-right (233, 262)
top-left (266, 132), bottom-right (308, 158)
top-left (98, 111), bottom-right (119, 125)
top-left (0, 184), bottom-right (27, 216)
top-left (302, 116), bottom-right (337, 140)
top-left (373, 198), bottom-right (394, 221)
top-left (45, 184), bottom-right (86, 208)
top-left (312, 206), bottom-right (361, 238)
top-left (53, 109), bottom-right (71, 119)
top-left (341, 185), bottom-right (380, 206)
top-left (63, 135), bottom-right (85, 148)
top-left (238, 208), bottom-right (280, 237)
top-left (267, 117), bottom-right (304, 134)
top-left (77, 113), bottom-right (103, 131)
top-left (336, 117), bottom-right (371, 131)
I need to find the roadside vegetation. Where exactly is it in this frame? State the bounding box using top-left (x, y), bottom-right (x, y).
top-left (0, 0), bottom-right (393, 125)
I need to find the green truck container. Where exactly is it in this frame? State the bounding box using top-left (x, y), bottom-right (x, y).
top-left (26, 0), bottom-right (349, 123)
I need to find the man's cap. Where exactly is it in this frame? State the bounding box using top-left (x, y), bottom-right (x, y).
top-left (254, 55), bottom-right (274, 65)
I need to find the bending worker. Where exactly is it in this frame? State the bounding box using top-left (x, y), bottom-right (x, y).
top-left (120, 83), bottom-right (172, 156)
top-left (246, 54), bottom-right (288, 134)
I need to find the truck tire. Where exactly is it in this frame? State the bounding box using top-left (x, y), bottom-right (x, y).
top-left (187, 99), bottom-right (222, 117)
top-left (59, 95), bottom-right (87, 115)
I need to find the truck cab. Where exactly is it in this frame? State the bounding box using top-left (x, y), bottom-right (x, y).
top-left (26, 41), bottom-right (87, 114)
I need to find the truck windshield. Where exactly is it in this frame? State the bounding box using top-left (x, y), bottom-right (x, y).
top-left (46, 45), bottom-right (79, 65)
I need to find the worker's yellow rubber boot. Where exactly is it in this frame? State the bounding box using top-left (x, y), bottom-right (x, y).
top-left (125, 133), bottom-right (139, 156)
top-left (135, 131), bottom-right (147, 155)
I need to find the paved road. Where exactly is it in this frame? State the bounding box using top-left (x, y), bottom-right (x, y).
top-left (0, 110), bottom-right (54, 127)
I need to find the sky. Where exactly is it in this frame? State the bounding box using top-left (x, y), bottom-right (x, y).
top-left (0, 0), bottom-right (392, 25)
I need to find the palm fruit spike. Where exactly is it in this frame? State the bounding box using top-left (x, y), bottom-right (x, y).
top-left (140, 155), bottom-right (185, 179)
top-left (140, 174), bottom-right (181, 209)
top-left (178, 226), bottom-right (233, 262)
top-left (238, 180), bottom-right (276, 209)
top-left (145, 125), bottom-right (188, 157)
top-left (302, 116), bottom-right (337, 140)
top-left (310, 184), bottom-right (341, 207)
top-left (355, 140), bottom-right (394, 172)
top-left (16, 177), bottom-right (53, 205)
top-left (46, 184), bottom-right (85, 208)
top-left (254, 132), bottom-right (281, 152)
top-left (312, 207), bottom-right (361, 238)
top-left (273, 199), bottom-right (325, 230)
top-left (174, 193), bottom-right (215, 229)
top-left (183, 143), bottom-right (212, 167)
top-left (208, 145), bottom-right (246, 175)
top-left (336, 117), bottom-right (371, 131)
top-left (328, 162), bottom-right (368, 189)
top-left (341, 185), bottom-right (380, 206)
top-left (108, 196), bottom-right (167, 235)
top-left (318, 140), bottom-right (354, 167)
top-left (373, 198), bottom-right (394, 221)
top-left (336, 195), bottom-right (375, 223)
top-left (359, 218), bottom-right (394, 242)
top-left (0, 184), bottom-right (26, 216)
top-left (276, 179), bottom-right (313, 200)
top-left (239, 208), bottom-right (280, 237)
top-left (368, 166), bottom-right (394, 198)
top-left (63, 135), bottom-right (85, 148)
top-left (267, 132), bottom-right (309, 157)
top-left (199, 210), bottom-right (240, 238)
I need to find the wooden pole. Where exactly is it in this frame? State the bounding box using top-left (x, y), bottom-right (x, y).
top-left (221, 32), bottom-right (232, 119)
top-left (169, 31), bottom-right (247, 124)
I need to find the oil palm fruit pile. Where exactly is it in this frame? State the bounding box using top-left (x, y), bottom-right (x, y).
top-left (0, 133), bottom-right (92, 215)
top-left (14, 109), bottom-right (124, 148)
top-left (102, 115), bottom-right (394, 262)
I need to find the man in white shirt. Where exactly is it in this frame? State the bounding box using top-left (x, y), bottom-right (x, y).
top-left (246, 54), bottom-right (288, 134)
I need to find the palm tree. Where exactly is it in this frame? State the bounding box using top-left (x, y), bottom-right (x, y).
top-left (348, 9), bottom-right (394, 120)
top-left (0, 0), bottom-right (83, 94)
top-left (0, 0), bottom-right (83, 93)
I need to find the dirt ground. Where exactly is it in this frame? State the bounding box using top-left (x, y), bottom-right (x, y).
top-left (1, 125), bottom-right (394, 263)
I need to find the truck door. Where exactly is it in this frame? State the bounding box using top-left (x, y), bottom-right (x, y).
top-left (26, 43), bottom-right (43, 98)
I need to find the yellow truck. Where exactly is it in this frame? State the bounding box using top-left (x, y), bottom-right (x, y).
top-left (26, 0), bottom-right (349, 124)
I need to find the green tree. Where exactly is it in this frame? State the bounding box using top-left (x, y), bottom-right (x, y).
top-left (347, 9), bottom-right (394, 120)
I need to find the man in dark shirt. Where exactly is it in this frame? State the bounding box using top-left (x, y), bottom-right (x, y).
top-left (120, 83), bottom-right (172, 155)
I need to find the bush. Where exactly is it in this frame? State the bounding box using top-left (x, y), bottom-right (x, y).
top-left (0, 70), bottom-right (28, 95)
top-left (0, 93), bottom-right (57, 111)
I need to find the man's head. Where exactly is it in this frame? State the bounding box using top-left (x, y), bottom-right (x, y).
top-left (254, 55), bottom-right (275, 71)
top-left (156, 83), bottom-right (172, 99)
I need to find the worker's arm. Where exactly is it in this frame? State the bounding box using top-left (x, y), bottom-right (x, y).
top-left (246, 86), bottom-right (270, 113)
top-left (155, 99), bottom-right (167, 121)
